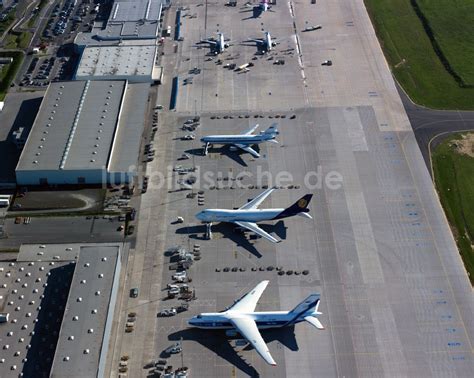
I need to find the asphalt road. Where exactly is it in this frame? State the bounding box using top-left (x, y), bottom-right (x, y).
top-left (398, 85), bottom-right (474, 175)
top-left (0, 216), bottom-right (126, 249)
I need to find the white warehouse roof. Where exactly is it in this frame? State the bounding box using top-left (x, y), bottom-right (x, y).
top-left (75, 45), bottom-right (158, 82)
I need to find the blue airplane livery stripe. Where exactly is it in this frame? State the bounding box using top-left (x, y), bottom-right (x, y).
top-left (202, 137), bottom-right (268, 143)
top-left (196, 320), bottom-right (290, 328)
top-left (283, 299), bottom-right (319, 326)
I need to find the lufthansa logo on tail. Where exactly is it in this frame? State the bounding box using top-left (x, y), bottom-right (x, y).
top-left (297, 198), bottom-right (308, 209)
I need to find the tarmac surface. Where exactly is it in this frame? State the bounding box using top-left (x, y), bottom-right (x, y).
top-left (108, 1), bottom-right (474, 377)
top-left (0, 216), bottom-right (125, 249)
top-left (397, 85), bottom-right (474, 174)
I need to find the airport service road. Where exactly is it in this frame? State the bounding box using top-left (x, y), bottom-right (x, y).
top-left (396, 85), bottom-right (474, 174)
top-left (109, 1), bottom-right (474, 377)
top-left (0, 216), bottom-right (125, 249)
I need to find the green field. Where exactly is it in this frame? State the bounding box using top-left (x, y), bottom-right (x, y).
top-left (364, 0), bottom-right (474, 110)
top-left (417, 0), bottom-right (474, 85)
top-left (0, 50), bottom-right (23, 101)
top-left (432, 134), bottom-right (474, 284)
top-left (3, 31), bottom-right (31, 49)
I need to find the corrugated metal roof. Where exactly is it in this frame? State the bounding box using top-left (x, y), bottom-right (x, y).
top-left (111, 0), bottom-right (161, 22)
top-left (109, 82), bottom-right (149, 172)
top-left (50, 245), bottom-right (120, 377)
top-left (16, 81), bottom-right (126, 172)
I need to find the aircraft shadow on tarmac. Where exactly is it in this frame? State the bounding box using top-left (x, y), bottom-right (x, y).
top-left (167, 326), bottom-right (298, 376)
top-left (239, 42), bottom-right (268, 55)
top-left (175, 221), bottom-right (287, 258)
top-left (185, 145), bottom-right (261, 167)
top-left (240, 7), bottom-right (263, 20)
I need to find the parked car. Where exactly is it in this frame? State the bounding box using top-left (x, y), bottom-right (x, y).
top-left (158, 308), bottom-right (177, 317)
top-left (165, 343), bottom-right (182, 355)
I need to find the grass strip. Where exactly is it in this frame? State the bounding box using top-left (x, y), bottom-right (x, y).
top-left (432, 133), bottom-right (474, 284)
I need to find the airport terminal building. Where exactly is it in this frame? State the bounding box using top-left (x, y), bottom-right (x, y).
top-left (15, 80), bottom-right (149, 186)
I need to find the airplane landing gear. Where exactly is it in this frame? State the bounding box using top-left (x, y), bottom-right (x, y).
top-left (205, 223), bottom-right (213, 240)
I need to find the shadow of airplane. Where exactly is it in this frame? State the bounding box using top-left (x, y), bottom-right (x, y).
top-left (184, 147), bottom-right (205, 157)
top-left (186, 145), bottom-right (259, 167)
top-left (240, 7), bottom-right (263, 20)
top-left (239, 42), bottom-right (268, 55)
top-left (216, 145), bottom-right (250, 166)
top-left (175, 221), bottom-right (287, 258)
top-left (167, 326), bottom-right (299, 376)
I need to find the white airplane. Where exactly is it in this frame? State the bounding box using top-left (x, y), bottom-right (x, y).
top-left (195, 187), bottom-right (313, 243)
top-left (200, 33), bottom-right (230, 54)
top-left (246, 31), bottom-right (278, 53)
top-left (188, 280), bottom-right (324, 366)
top-left (200, 123), bottom-right (279, 158)
top-left (259, 0), bottom-right (272, 12)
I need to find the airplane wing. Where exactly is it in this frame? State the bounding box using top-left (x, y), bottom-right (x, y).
top-left (233, 221), bottom-right (280, 243)
top-left (242, 124), bottom-right (259, 135)
top-left (228, 280), bottom-right (269, 312)
top-left (202, 39), bottom-right (217, 45)
top-left (235, 144), bottom-right (260, 158)
top-left (230, 317), bottom-right (277, 366)
top-left (247, 38), bottom-right (263, 44)
top-left (238, 187), bottom-right (275, 210)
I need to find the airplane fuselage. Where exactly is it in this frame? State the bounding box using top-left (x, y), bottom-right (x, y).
top-left (218, 33), bottom-right (225, 53)
top-left (196, 208), bottom-right (285, 223)
top-left (265, 32), bottom-right (273, 51)
top-left (189, 311), bottom-right (306, 329)
top-left (201, 134), bottom-right (274, 145)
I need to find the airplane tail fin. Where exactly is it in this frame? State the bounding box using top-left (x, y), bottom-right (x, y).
top-left (290, 294), bottom-right (320, 314)
top-left (262, 123), bottom-right (279, 137)
top-left (274, 194), bottom-right (312, 219)
top-left (289, 294), bottom-right (324, 329)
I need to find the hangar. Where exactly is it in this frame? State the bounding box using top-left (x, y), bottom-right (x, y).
top-left (15, 80), bottom-right (149, 186)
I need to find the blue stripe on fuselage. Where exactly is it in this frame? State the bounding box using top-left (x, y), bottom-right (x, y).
top-left (283, 299), bottom-right (319, 326)
top-left (193, 320), bottom-right (292, 328)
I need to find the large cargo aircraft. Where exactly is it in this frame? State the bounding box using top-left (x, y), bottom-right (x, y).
top-left (196, 187), bottom-right (313, 243)
top-left (188, 280), bottom-right (324, 365)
